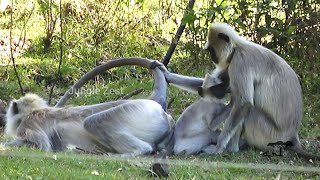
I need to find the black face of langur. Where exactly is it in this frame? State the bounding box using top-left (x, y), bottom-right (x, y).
top-left (204, 32), bottom-right (231, 65)
top-left (11, 102), bottom-right (19, 115)
top-left (198, 83), bottom-right (227, 99)
top-left (198, 71), bottom-right (230, 99)
top-left (206, 46), bottom-right (218, 64)
top-left (6, 102), bottom-right (23, 131)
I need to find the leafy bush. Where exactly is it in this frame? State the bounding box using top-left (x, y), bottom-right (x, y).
top-left (0, 0), bottom-right (319, 132)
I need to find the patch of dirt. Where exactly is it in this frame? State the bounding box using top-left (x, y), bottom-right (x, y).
top-left (0, 32), bottom-right (31, 64)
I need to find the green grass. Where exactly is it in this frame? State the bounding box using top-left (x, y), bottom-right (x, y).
top-left (0, 79), bottom-right (319, 179)
top-left (1, 62), bottom-right (320, 175)
top-left (0, 147), bottom-right (319, 179)
top-left (1, 58), bottom-right (319, 179)
top-left (0, 0), bottom-right (319, 178)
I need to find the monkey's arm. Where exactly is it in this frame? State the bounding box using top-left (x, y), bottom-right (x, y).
top-left (165, 73), bottom-right (204, 94)
top-left (214, 59), bottom-right (254, 153)
top-left (158, 67), bottom-right (203, 94)
top-left (209, 102), bottom-right (233, 131)
top-left (15, 123), bottom-right (52, 151)
top-left (151, 60), bottom-right (203, 94)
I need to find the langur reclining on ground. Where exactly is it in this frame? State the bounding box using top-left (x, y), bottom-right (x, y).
top-left (172, 72), bottom-right (233, 155)
top-left (3, 58), bottom-right (173, 156)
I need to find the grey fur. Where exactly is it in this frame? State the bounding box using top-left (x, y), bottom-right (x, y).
top-left (208, 23), bottom-right (303, 154)
top-left (3, 58), bottom-right (173, 156)
top-left (173, 98), bottom-right (231, 155)
top-left (152, 61), bottom-right (236, 155)
top-left (159, 23), bottom-right (319, 160)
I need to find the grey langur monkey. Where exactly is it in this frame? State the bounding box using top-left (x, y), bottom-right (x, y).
top-left (158, 23), bottom-right (320, 160)
top-left (173, 72), bottom-right (233, 155)
top-left (4, 58), bottom-right (173, 156)
top-left (160, 66), bottom-right (246, 155)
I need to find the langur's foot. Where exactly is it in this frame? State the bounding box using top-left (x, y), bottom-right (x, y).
top-left (150, 61), bottom-right (169, 73)
top-left (150, 60), bottom-right (163, 69)
top-left (200, 145), bottom-right (224, 154)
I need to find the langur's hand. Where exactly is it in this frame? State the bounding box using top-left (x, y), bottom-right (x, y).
top-left (150, 61), bottom-right (169, 73)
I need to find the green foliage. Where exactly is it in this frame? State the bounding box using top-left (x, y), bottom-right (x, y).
top-left (37, 0), bottom-right (59, 52)
top-left (171, 0), bottom-right (320, 92)
top-left (0, 1), bottom-right (319, 177)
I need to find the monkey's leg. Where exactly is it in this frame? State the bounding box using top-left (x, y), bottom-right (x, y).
top-left (4, 139), bottom-right (35, 148)
top-left (174, 131), bottom-right (212, 155)
top-left (84, 101), bottom-right (165, 156)
top-left (200, 127), bottom-right (239, 154)
top-left (50, 130), bottom-right (65, 152)
top-left (202, 127), bottom-right (247, 154)
top-left (207, 102), bottom-right (244, 153)
top-left (225, 127), bottom-right (242, 152)
top-left (111, 132), bottom-right (154, 156)
top-left (208, 105), bottom-right (279, 154)
top-left (85, 120), bottom-right (154, 156)
top-left (198, 129), bottom-right (223, 155)
top-left (210, 129), bottom-right (221, 144)
top-left (203, 129), bottom-right (247, 153)
top-left (209, 102), bottom-right (233, 132)
top-left (13, 124), bottom-right (52, 151)
top-left (242, 107), bottom-right (281, 150)
top-left (205, 103), bottom-right (251, 154)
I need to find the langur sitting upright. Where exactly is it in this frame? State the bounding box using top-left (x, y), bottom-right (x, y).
top-left (157, 23), bottom-right (320, 160)
top-left (3, 58), bottom-right (173, 156)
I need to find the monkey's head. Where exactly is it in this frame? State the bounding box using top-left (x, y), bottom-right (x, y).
top-left (8, 94), bottom-right (48, 116)
top-left (198, 73), bottom-right (227, 101)
top-left (203, 22), bottom-right (238, 67)
top-left (5, 94), bottom-right (48, 137)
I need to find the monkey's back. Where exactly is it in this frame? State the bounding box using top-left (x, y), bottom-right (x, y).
top-left (234, 42), bottom-right (303, 137)
top-left (174, 99), bottom-right (225, 138)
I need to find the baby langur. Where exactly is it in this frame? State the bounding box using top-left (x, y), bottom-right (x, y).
top-left (173, 72), bottom-right (232, 155)
top-left (3, 58), bottom-right (173, 156)
top-left (197, 70), bottom-right (230, 100)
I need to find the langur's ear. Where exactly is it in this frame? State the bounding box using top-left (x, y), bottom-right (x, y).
top-left (12, 102), bottom-right (19, 114)
top-left (197, 86), bottom-right (204, 97)
top-left (218, 33), bottom-right (230, 43)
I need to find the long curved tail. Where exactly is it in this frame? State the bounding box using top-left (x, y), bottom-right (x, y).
top-left (55, 57), bottom-right (167, 109)
top-left (289, 136), bottom-right (320, 161)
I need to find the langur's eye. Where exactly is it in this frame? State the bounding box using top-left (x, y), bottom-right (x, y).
top-left (12, 102), bottom-right (19, 114)
top-left (207, 47), bottom-right (218, 64)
